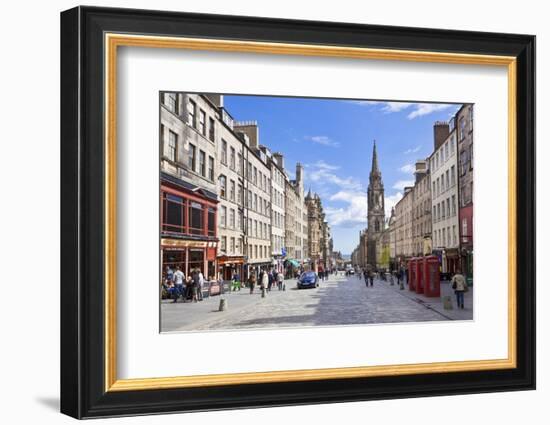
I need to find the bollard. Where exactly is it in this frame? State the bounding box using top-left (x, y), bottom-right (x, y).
top-left (218, 298), bottom-right (227, 311)
top-left (443, 295), bottom-right (453, 310)
top-left (399, 281), bottom-right (404, 290)
top-left (261, 288), bottom-right (266, 298)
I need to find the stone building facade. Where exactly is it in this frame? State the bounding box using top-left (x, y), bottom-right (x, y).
top-left (305, 191), bottom-right (331, 271)
top-left (430, 119), bottom-right (460, 274)
top-left (284, 178), bottom-right (297, 261)
top-left (394, 186), bottom-right (414, 263)
top-left (233, 121), bottom-right (273, 276)
top-left (412, 160), bottom-right (432, 256)
top-left (261, 148), bottom-right (286, 273)
top-left (457, 104), bottom-right (474, 281)
top-left (215, 102), bottom-right (246, 280)
top-left (160, 92), bottom-right (219, 280)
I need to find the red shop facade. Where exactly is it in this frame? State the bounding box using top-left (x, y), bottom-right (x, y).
top-left (160, 174), bottom-right (218, 281)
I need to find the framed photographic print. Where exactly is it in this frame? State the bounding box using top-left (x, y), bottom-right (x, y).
top-left (60, 6), bottom-right (535, 419)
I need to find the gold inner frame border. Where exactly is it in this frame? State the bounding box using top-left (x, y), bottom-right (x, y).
top-left (104, 33), bottom-right (517, 392)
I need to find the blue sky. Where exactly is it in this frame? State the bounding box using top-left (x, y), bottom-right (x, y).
top-left (224, 95), bottom-right (461, 255)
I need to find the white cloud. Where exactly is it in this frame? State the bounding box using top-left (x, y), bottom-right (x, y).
top-left (404, 145), bottom-right (422, 154)
top-left (325, 190), bottom-right (404, 229)
top-left (325, 190), bottom-right (368, 228)
top-left (305, 161), bottom-right (362, 191)
top-left (380, 102), bottom-right (414, 113)
top-left (304, 135), bottom-right (340, 148)
top-left (310, 160), bottom-right (340, 171)
top-left (392, 180), bottom-right (414, 191)
top-left (351, 100), bottom-right (459, 121)
top-left (385, 192), bottom-right (403, 218)
top-left (399, 163), bottom-right (415, 174)
top-left (351, 100), bottom-right (413, 113)
top-left (407, 104), bottom-right (453, 119)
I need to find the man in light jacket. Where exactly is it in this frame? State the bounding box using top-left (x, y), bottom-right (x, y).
top-left (451, 269), bottom-right (467, 309)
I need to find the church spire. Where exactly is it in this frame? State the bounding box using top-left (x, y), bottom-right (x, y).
top-left (370, 140), bottom-right (380, 175)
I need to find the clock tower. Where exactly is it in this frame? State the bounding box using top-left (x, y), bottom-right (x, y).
top-left (367, 140), bottom-right (385, 267)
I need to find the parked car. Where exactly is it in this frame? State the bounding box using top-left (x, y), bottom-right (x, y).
top-left (297, 271), bottom-right (319, 289)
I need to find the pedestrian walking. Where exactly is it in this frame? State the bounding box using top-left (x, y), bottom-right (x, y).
top-left (190, 270), bottom-right (199, 302)
top-left (398, 266), bottom-right (406, 290)
top-left (165, 265), bottom-right (174, 285)
top-left (172, 266), bottom-right (185, 302)
top-left (451, 269), bottom-right (468, 309)
top-left (248, 272), bottom-right (256, 294)
top-left (260, 269), bottom-right (269, 297)
top-left (267, 269), bottom-right (274, 292)
top-left (277, 271), bottom-right (284, 290)
top-left (231, 271), bottom-right (241, 292)
top-left (197, 269), bottom-right (204, 301)
top-left (369, 269), bottom-right (374, 287)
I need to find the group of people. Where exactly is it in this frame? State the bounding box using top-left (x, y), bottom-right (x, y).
top-left (247, 268), bottom-right (285, 295)
top-left (355, 266), bottom-right (407, 288)
top-left (162, 266), bottom-right (210, 303)
top-left (353, 264), bottom-right (468, 309)
top-left (316, 266), bottom-right (331, 281)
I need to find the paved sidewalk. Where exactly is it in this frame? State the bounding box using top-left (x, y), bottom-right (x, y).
top-left (161, 278), bottom-right (299, 332)
top-left (379, 277), bottom-right (473, 321)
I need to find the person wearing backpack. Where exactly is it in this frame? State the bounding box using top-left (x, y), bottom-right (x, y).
top-left (451, 268), bottom-right (468, 309)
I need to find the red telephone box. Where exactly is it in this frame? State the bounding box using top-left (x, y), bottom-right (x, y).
top-left (408, 259), bottom-right (416, 291)
top-left (415, 258), bottom-right (424, 294)
top-left (423, 255), bottom-right (441, 297)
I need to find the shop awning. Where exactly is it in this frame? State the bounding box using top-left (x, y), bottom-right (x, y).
top-left (286, 259), bottom-right (300, 267)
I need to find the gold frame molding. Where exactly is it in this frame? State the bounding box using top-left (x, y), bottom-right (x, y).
top-left (104, 33), bottom-right (517, 392)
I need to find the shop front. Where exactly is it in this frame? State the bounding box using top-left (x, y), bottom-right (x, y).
top-left (217, 255), bottom-right (245, 281)
top-left (160, 174), bottom-right (218, 283)
top-left (432, 248), bottom-right (459, 279)
top-left (247, 261), bottom-right (274, 279)
top-left (161, 239), bottom-right (217, 281)
top-left (284, 259), bottom-right (301, 278)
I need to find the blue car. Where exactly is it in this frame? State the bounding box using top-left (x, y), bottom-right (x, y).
top-left (297, 271), bottom-right (319, 289)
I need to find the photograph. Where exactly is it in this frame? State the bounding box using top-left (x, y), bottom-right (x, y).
top-left (57, 5), bottom-right (536, 418)
top-left (159, 93), bottom-right (474, 332)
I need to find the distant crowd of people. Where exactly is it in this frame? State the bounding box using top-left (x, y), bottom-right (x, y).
top-left (246, 268), bottom-right (286, 295)
top-left (162, 265), bottom-right (343, 302)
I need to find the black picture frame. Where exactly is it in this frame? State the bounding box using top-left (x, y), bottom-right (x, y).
top-left (61, 5), bottom-right (535, 419)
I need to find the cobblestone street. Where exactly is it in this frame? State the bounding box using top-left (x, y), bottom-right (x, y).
top-left (161, 273), bottom-right (473, 332)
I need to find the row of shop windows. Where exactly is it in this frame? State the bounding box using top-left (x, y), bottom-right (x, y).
top-left (163, 249), bottom-right (216, 280)
top-left (162, 191), bottom-right (216, 237)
